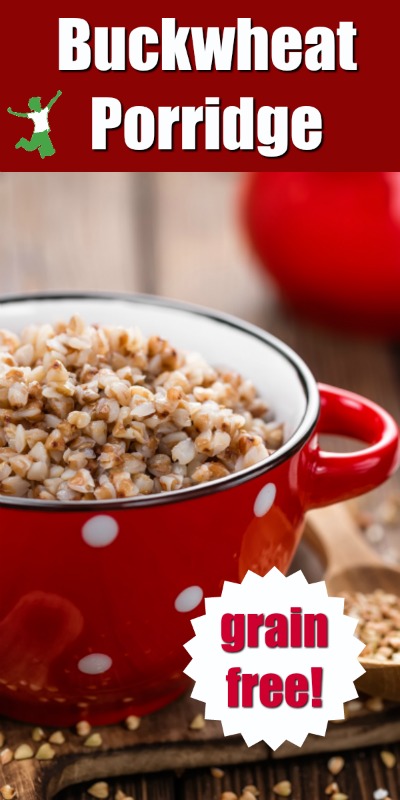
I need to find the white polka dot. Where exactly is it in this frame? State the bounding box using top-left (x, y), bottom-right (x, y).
top-left (174, 586), bottom-right (203, 613)
top-left (78, 653), bottom-right (112, 675)
top-left (253, 483), bottom-right (277, 517)
top-left (82, 516), bottom-right (119, 548)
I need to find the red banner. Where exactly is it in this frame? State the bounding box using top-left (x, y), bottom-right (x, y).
top-left (1, 0), bottom-right (399, 171)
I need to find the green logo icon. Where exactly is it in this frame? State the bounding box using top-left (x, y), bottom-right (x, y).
top-left (7, 90), bottom-right (62, 159)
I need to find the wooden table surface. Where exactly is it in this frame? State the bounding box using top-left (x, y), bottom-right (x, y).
top-left (54, 745), bottom-right (400, 800)
top-left (1, 171), bottom-right (400, 799)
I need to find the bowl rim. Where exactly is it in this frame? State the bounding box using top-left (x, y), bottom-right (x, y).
top-left (0, 291), bottom-right (320, 511)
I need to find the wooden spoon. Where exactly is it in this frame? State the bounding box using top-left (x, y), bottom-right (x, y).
top-left (305, 503), bottom-right (400, 702)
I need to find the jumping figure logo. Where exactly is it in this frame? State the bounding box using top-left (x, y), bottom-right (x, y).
top-left (7, 90), bottom-right (62, 159)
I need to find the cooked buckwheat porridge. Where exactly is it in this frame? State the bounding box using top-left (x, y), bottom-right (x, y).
top-left (0, 316), bottom-right (283, 501)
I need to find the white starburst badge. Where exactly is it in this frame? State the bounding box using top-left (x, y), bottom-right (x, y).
top-left (184, 568), bottom-right (365, 749)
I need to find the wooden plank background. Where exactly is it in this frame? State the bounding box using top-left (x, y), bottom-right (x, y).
top-left (0, 171), bottom-right (399, 800)
top-left (0, 172), bottom-right (263, 315)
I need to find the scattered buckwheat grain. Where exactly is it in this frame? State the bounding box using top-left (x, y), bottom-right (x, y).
top-left (0, 750), bottom-right (13, 766)
top-left (365, 697), bottom-right (384, 712)
top-left (327, 757), bottom-right (345, 776)
top-left (76, 720), bottom-right (91, 737)
top-left (14, 744), bottom-right (33, 760)
top-left (0, 786), bottom-right (17, 800)
top-left (35, 743), bottom-right (56, 761)
top-left (48, 731), bottom-right (65, 745)
top-left (189, 713), bottom-right (205, 731)
top-left (32, 727), bottom-right (46, 742)
top-left (272, 781), bottom-right (292, 797)
top-left (345, 699), bottom-right (363, 714)
top-left (87, 783), bottom-right (109, 799)
top-left (124, 715), bottom-right (141, 731)
top-left (211, 768), bottom-right (225, 779)
top-left (240, 792), bottom-right (257, 800)
top-left (380, 751), bottom-right (396, 769)
top-left (84, 733), bottom-right (102, 748)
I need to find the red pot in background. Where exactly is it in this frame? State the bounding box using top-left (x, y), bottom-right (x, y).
top-left (243, 172), bottom-right (400, 337)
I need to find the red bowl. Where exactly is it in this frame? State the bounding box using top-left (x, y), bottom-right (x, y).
top-left (242, 172), bottom-right (400, 337)
top-left (0, 292), bottom-right (398, 726)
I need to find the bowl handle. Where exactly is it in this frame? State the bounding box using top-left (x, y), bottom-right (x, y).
top-left (303, 383), bottom-right (400, 509)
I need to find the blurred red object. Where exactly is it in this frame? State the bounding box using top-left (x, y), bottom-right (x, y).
top-left (243, 172), bottom-right (400, 337)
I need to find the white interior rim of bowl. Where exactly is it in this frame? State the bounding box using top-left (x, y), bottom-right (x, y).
top-left (0, 291), bottom-right (320, 511)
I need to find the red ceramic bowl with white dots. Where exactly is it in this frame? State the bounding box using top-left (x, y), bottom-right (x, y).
top-left (0, 293), bottom-right (399, 726)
